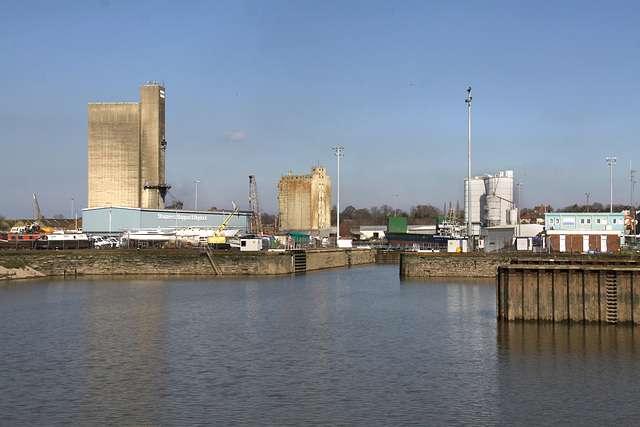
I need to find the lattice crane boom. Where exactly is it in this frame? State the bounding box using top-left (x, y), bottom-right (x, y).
top-left (33, 193), bottom-right (43, 220)
top-left (249, 175), bottom-right (262, 234)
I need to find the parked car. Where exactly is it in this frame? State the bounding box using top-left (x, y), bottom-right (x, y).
top-left (107, 237), bottom-right (120, 248)
top-left (92, 236), bottom-right (112, 248)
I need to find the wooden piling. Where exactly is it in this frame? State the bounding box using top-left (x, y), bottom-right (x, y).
top-left (498, 261), bottom-right (640, 324)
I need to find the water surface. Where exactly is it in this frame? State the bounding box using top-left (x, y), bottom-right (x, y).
top-left (1, 265), bottom-right (639, 425)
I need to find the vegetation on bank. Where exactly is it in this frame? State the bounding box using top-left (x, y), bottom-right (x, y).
top-left (0, 256), bottom-right (25, 269)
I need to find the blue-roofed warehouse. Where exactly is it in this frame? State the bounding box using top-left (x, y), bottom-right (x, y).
top-left (82, 206), bottom-right (252, 235)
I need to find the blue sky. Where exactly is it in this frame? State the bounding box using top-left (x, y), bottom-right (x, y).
top-left (1, 0), bottom-right (638, 219)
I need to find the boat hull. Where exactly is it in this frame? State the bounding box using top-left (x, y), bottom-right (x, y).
top-left (0, 233), bottom-right (42, 249)
top-left (36, 234), bottom-right (89, 249)
top-left (385, 232), bottom-right (452, 249)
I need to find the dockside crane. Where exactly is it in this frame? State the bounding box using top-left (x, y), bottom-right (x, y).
top-left (33, 194), bottom-right (43, 220)
top-left (207, 202), bottom-right (239, 245)
top-left (249, 175), bottom-right (262, 235)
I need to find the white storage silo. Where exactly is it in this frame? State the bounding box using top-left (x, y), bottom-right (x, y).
top-left (508, 208), bottom-right (518, 225)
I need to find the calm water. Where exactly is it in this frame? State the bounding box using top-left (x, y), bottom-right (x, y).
top-left (1, 265), bottom-right (640, 425)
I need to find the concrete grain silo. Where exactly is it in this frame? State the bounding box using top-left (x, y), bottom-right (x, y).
top-left (278, 167), bottom-right (331, 231)
top-left (88, 83), bottom-right (170, 209)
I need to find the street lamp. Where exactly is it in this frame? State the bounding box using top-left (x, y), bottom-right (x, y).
top-left (465, 87), bottom-right (472, 249)
top-left (333, 146), bottom-right (344, 241)
top-left (606, 157), bottom-right (617, 213)
top-left (193, 180), bottom-right (200, 210)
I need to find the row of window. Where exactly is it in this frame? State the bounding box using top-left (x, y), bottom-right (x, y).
top-left (548, 217), bottom-right (621, 225)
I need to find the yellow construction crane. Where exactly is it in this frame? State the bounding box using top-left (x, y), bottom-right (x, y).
top-left (207, 203), bottom-right (239, 245)
top-left (249, 175), bottom-right (262, 234)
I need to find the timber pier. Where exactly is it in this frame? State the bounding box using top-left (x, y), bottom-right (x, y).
top-left (498, 259), bottom-right (640, 324)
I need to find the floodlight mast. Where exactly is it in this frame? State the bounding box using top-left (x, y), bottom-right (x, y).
top-left (606, 156), bottom-right (617, 213)
top-left (333, 146), bottom-right (344, 242)
top-left (465, 87), bottom-right (472, 249)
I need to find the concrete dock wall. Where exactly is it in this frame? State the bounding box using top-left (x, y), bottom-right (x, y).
top-left (0, 248), bottom-right (378, 279)
top-left (400, 253), bottom-right (512, 277)
top-left (498, 265), bottom-right (640, 324)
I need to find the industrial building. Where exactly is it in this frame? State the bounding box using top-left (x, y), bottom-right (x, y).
top-left (82, 206), bottom-right (250, 235)
top-left (84, 83), bottom-right (252, 235)
top-left (88, 82), bottom-right (170, 210)
top-left (544, 212), bottom-right (625, 252)
top-left (464, 170), bottom-right (516, 235)
top-left (278, 167), bottom-right (331, 231)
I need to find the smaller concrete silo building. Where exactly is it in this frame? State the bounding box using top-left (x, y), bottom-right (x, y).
top-left (278, 167), bottom-right (331, 231)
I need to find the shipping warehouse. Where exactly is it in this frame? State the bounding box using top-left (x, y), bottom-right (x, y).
top-left (82, 206), bottom-right (251, 235)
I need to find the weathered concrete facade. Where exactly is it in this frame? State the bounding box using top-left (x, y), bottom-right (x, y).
top-left (278, 167), bottom-right (331, 231)
top-left (88, 84), bottom-right (168, 210)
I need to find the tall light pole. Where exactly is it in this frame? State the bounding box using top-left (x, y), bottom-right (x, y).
top-left (585, 192), bottom-right (590, 212)
top-left (71, 198), bottom-right (74, 220)
top-left (333, 146), bottom-right (344, 241)
top-left (632, 161), bottom-right (638, 244)
top-left (516, 183), bottom-right (523, 236)
top-left (393, 194), bottom-right (398, 217)
top-left (630, 160), bottom-right (637, 209)
top-left (465, 87), bottom-right (472, 248)
top-left (193, 180), bottom-right (200, 210)
top-left (606, 157), bottom-right (617, 213)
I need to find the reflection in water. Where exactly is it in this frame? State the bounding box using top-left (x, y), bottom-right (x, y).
top-left (496, 321), bottom-right (640, 424)
top-left (2, 268), bottom-right (640, 424)
top-left (81, 280), bottom-right (167, 425)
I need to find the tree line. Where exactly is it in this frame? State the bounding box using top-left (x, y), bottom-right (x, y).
top-left (331, 204), bottom-right (446, 226)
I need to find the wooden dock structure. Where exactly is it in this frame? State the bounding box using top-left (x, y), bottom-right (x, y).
top-left (498, 259), bottom-right (640, 324)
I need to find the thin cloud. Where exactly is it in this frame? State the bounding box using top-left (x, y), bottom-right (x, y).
top-left (221, 131), bottom-right (247, 142)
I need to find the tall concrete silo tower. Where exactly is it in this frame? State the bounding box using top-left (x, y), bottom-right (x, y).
top-left (88, 83), bottom-right (170, 209)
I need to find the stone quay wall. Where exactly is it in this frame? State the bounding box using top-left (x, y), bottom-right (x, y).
top-left (0, 248), bottom-right (378, 279)
top-left (207, 248), bottom-right (375, 275)
top-left (400, 253), bottom-right (513, 278)
top-left (399, 253), bottom-right (640, 278)
top-left (1, 250), bottom-right (213, 278)
top-left (304, 248), bottom-right (376, 271)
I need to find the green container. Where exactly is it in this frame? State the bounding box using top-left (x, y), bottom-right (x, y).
top-left (388, 217), bottom-right (407, 233)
